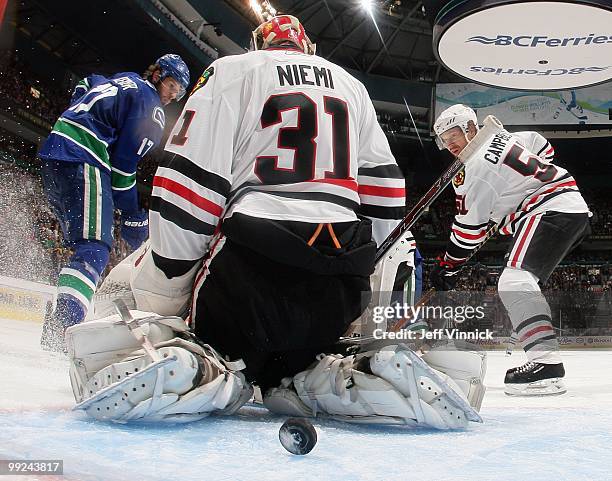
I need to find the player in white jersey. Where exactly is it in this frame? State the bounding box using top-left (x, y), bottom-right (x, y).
top-left (64, 18), bottom-right (487, 428)
top-left (431, 105), bottom-right (591, 396)
top-left (142, 15), bottom-right (406, 389)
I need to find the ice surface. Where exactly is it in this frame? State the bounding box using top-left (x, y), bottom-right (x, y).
top-left (1, 317), bottom-right (611, 481)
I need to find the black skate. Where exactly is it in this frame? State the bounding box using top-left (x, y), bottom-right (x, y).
top-left (40, 312), bottom-right (67, 353)
top-left (504, 362), bottom-right (566, 396)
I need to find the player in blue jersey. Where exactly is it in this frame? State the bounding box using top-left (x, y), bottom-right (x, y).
top-left (39, 54), bottom-right (190, 351)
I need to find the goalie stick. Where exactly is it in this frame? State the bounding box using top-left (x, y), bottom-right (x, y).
top-left (375, 115), bottom-right (503, 264)
top-left (390, 222), bottom-right (501, 332)
top-left (340, 218), bottom-right (501, 345)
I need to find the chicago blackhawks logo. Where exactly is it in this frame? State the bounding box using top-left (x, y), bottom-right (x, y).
top-left (190, 66), bottom-right (214, 96)
top-left (453, 169), bottom-right (465, 187)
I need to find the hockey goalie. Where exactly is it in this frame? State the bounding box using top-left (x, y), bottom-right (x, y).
top-left (67, 241), bottom-right (485, 428)
top-left (64, 15), bottom-right (486, 429)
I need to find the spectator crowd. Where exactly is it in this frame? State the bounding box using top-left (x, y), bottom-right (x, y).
top-left (0, 50), bottom-right (70, 125)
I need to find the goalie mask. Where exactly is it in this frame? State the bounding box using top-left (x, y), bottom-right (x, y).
top-left (433, 104), bottom-right (478, 150)
top-left (251, 15), bottom-right (316, 55)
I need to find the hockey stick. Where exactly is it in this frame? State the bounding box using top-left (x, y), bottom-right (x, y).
top-left (339, 222), bottom-right (500, 345)
top-left (375, 115), bottom-right (503, 264)
top-left (391, 222), bottom-right (499, 333)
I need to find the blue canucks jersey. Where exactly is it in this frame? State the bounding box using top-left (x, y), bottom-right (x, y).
top-left (39, 72), bottom-right (165, 211)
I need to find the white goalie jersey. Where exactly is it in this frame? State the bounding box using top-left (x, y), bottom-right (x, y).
top-left (446, 129), bottom-right (589, 263)
top-left (150, 48), bottom-right (405, 267)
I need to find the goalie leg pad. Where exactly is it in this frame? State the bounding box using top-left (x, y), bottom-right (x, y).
top-left (77, 346), bottom-right (195, 421)
top-left (265, 344), bottom-right (481, 429)
top-left (68, 313), bottom-right (252, 422)
top-left (67, 313), bottom-right (186, 401)
top-left (420, 345), bottom-right (487, 411)
top-left (74, 341), bottom-right (253, 423)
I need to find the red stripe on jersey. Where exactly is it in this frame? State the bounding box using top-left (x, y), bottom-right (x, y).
top-left (520, 324), bottom-right (554, 342)
top-left (310, 178), bottom-right (358, 191)
top-left (545, 146), bottom-right (554, 154)
top-left (523, 180), bottom-right (577, 210)
top-left (357, 185), bottom-right (405, 197)
top-left (511, 215), bottom-right (537, 267)
top-left (452, 228), bottom-right (487, 240)
top-left (501, 212), bottom-right (518, 235)
top-left (153, 176), bottom-right (223, 217)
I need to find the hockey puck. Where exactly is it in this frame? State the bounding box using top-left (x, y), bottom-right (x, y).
top-left (279, 418), bottom-right (317, 455)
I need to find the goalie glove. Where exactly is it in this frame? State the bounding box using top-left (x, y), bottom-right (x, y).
top-left (429, 255), bottom-right (463, 291)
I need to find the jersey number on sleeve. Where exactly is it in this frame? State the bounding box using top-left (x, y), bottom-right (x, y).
top-left (170, 110), bottom-right (196, 146)
top-left (455, 195), bottom-right (468, 215)
top-left (502, 144), bottom-right (558, 182)
top-left (255, 93), bottom-right (349, 183)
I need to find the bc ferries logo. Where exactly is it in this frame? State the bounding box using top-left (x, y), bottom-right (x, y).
top-left (433, 0), bottom-right (612, 89)
top-left (467, 34), bottom-right (612, 47)
top-left (470, 66), bottom-right (610, 76)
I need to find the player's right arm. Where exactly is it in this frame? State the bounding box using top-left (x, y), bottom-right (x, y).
top-left (355, 86), bottom-right (406, 246)
top-left (150, 61), bottom-right (234, 279)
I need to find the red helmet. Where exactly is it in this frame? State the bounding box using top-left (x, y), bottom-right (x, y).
top-left (252, 15), bottom-right (316, 55)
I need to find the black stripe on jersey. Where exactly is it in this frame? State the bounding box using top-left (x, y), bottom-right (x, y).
top-left (536, 142), bottom-right (550, 157)
top-left (152, 251), bottom-right (199, 278)
top-left (359, 204), bottom-right (405, 220)
top-left (357, 164), bottom-right (404, 179)
top-left (521, 188), bottom-right (580, 216)
top-left (150, 196), bottom-right (216, 236)
top-left (226, 186), bottom-right (360, 212)
top-left (164, 153), bottom-right (231, 197)
top-left (445, 241), bottom-right (473, 262)
top-left (453, 220), bottom-right (490, 231)
top-left (518, 173), bottom-right (572, 210)
top-left (524, 335), bottom-right (557, 352)
top-left (266, 191), bottom-right (360, 210)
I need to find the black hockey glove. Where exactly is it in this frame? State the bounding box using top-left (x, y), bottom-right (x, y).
top-left (429, 255), bottom-right (463, 291)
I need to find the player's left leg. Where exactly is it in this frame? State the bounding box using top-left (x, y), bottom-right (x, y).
top-left (41, 160), bottom-right (114, 351)
top-left (498, 211), bottom-right (590, 396)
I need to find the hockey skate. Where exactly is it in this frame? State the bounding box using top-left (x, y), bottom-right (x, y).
top-left (504, 362), bottom-right (566, 396)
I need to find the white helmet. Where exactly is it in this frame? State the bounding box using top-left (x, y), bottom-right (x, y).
top-left (433, 104), bottom-right (478, 149)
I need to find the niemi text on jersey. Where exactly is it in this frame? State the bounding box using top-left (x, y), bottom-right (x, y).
top-left (276, 65), bottom-right (335, 89)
